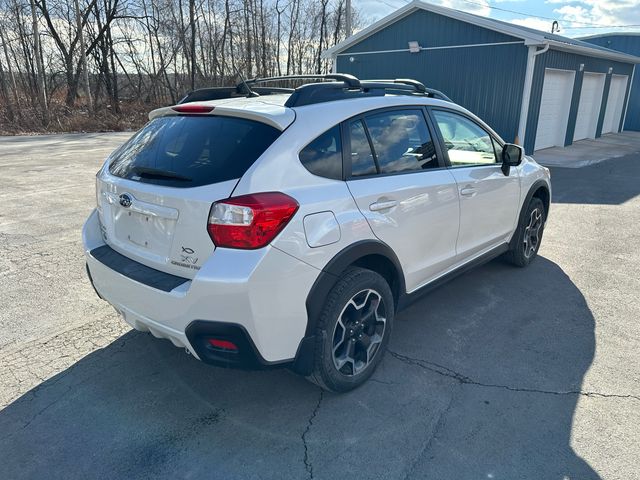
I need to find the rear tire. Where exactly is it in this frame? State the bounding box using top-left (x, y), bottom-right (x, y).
top-left (307, 267), bottom-right (394, 393)
top-left (505, 197), bottom-right (546, 267)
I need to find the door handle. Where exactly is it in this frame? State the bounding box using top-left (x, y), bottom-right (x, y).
top-left (460, 186), bottom-right (477, 197)
top-left (369, 200), bottom-right (398, 211)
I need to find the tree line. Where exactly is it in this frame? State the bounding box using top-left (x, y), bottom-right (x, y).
top-left (0, 0), bottom-right (358, 131)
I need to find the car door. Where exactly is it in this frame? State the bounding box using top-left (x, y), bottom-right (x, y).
top-left (345, 108), bottom-right (460, 292)
top-left (430, 109), bottom-right (520, 259)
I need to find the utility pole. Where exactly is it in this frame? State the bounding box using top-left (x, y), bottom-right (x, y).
top-left (346, 0), bottom-right (352, 37)
top-left (74, 0), bottom-right (92, 110)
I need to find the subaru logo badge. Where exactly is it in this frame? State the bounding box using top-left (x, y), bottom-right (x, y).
top-left (119, 193), bottom-right (132, 208)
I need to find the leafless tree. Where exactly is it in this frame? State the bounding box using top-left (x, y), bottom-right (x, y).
top-left (0, 0), bottom-right (359, 132)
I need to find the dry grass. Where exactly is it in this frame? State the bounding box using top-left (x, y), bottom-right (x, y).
top-left (0, 99), bottom-right (156, 136)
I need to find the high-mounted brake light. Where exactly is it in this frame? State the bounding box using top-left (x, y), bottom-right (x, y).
top-left (172, 104), bottom-right (215, 113)
top-left (207, 192), bottom-right (299, 249)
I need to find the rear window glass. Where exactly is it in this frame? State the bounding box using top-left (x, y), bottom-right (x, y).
top-left (108, 115), bottom-right (281, 188)
top-left (299, 126), bottom-right (343, 180)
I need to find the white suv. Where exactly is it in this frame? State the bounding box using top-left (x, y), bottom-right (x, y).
top-left (83, 75), bottom-right (551, 392)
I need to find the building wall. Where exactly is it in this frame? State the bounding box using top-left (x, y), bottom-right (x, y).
top-left (336, 9), bottom-right (529, 143)
top-left (524, 49), bottom-right (635, 153)
top-left (583, 35), bottom-right (640, 131)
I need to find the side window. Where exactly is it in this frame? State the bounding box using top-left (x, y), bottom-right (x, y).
top-left (365, 109), bottom-right (439, 173)
top-left (432, 110), bottom-right (498, 167)
top-left (349, 120), bottom-right (377, 177)
top-left (299, 126), bottom-right (343, 180)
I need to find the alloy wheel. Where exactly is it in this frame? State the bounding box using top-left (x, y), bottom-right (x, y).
top-left (523, 207), bottom-right (543, 259)
top-left (331, 289), bottom-right (387, 376)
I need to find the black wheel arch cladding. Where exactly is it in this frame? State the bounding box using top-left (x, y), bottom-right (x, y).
top-left (292, 240), bottom-right (404, 376)
top-left (524, 180), bottom-right (550, 220)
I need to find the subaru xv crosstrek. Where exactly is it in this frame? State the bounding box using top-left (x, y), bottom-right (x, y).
top-left (83, 74), bottom-right (551, 392)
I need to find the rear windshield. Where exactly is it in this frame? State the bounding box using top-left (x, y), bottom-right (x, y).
top-left (108, 115), bottom-right (281, 188)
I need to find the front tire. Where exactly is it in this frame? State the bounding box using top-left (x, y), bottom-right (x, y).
top-left (505, 197), bottom-right (546, 267)
top-left (307, 267), bottom-right (394, 393)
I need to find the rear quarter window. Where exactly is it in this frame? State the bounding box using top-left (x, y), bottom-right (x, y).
top-left (299, 126), bottom-right (343, 180)
top-left (108, 115), bottom-right (281, 188)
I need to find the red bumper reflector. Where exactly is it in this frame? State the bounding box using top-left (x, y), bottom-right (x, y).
top-left (208, 338), bottom-right (239, 351)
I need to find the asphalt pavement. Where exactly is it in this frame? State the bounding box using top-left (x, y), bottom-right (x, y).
top-left (0, 132), bottom-right (639, 479)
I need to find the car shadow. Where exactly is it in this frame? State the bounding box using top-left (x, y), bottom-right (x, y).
top-left (386, 255), bottom-right (599, 479)
top-left (0, 255), bottom-right (599, 479)
top-left (550, 152), bottom-right (640, 205)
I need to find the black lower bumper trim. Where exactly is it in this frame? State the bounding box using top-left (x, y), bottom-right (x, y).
top-left (186, 320), bottom-right (295, 370)
top-left (90, 244), bottom-right (188, 292)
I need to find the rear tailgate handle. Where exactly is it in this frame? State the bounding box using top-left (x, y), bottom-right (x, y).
top-left (104, 192), bottom-right (179, 220)
top-left (369, 200), bottom-right (398, 211)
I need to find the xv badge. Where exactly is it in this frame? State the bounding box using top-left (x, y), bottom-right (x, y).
top-left (181, 246), bottom-right (198, 264)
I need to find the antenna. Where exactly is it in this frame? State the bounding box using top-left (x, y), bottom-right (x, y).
top-left (234, 67), bottom-right (260, 98)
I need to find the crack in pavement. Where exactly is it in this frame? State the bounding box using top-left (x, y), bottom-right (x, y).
top-left (302, 389), bottom-right (323, 479)
top-left (403, 391), bottom-right (456, 480)
top-left (388, 350), bottom-right (640, 402)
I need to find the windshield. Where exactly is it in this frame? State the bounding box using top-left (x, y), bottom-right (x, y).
top-left (108, 115), bottom-right (281, 188)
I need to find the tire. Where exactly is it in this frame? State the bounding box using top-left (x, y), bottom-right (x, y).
top-left (505, 197), bottom-right (546, 268)
top-left (307, 267), bottom-right (394, 393)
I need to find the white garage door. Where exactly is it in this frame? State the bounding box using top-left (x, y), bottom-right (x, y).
top-left (602, 75), bottom-right (628, 134)
top-left (535, 69), bottom-right (575, 151)
top-left (573, 72), bottom-right (606, 141)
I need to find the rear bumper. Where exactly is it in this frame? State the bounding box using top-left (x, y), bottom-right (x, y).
top-left (83, 209), bottom-right (321, 366)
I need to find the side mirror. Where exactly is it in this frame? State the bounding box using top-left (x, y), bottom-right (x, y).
top-left (501, 143), bottom-right (523, 175)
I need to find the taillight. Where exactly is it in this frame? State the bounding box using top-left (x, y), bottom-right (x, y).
top-left (207, 192), bottom-right (299, 249)
top-left (172, 104), bottom-right (214, 113)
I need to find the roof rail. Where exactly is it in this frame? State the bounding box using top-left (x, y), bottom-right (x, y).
top-left (360, 79), bottom-right (452, 101)
top-left (424, 87), bottom-right (452, 102)
top-left (245, 74), bottom-right (361, 89)
top-left (178, 74), bottom-right (452, 107)
top-left (362, 78), bottom-right (426, 93)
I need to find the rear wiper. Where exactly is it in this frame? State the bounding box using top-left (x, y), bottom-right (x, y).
top-left (131, 166), bottom-right (192, 182)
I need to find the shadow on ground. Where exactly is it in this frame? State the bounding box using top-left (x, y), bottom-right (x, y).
top-left (0, 256), bottom-right (599, 479)
top-left (550, 152), bottom-right (640, 205)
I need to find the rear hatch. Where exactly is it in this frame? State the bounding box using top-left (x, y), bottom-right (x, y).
top-left (96, 113), bottom-right (282, 279)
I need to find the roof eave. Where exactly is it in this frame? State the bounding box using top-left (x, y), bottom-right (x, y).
top-left (579, 32), bottom-right (640, 40)
top-left (546, 39), bottom-right (640, 64)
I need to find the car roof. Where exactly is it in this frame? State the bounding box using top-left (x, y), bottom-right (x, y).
top-left (149, 90), bottom-right (467, 133)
